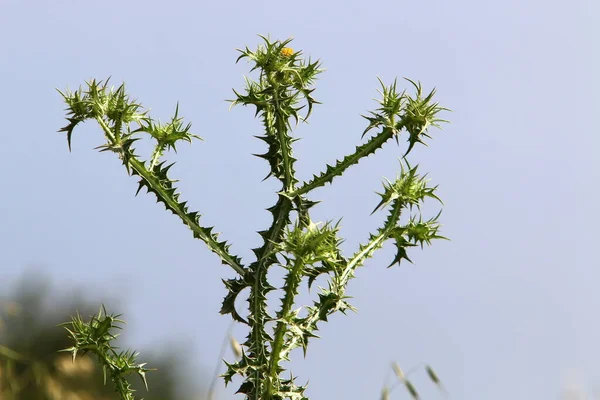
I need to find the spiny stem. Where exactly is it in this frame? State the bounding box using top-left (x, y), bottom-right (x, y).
top-left (266, 257), bottom-right (304, 397)
top-left (273, 87), bottom-right (296, 192)
top-left (149, 143), bottom-right (166, 169)
top-left (130, 156), bottom-right (246, 275)
top-left (341, 199), bottom-right (403, 283)
top-left (94, 116), bottom-right (246, 276)
top-left (95, 116), bottom-right (116, 143)
top-left (292, 127), bottom-right (396, 196)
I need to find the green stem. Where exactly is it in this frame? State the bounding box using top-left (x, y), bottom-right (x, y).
top-left (281, 200), bottom-right (404, 362)
top-left (248, 130), bottom-right (295, 400)
top-left (149, 143), bottom-right (166, 169)
top-left (341, 232), bottom-right (388, 283)
top-left (279, 310), bottom-right (318, 361)
top-left (96, 116), bottom-right (116, 143)
top-left (273, 90), bottom-right (296, 192)
top-left (95, 117), bottom-right (246, 276)
top-left (130, 157), bottom-right (245, 275)
top-left (247, 83), bottom-right (298, 399)
top-left (266, 257), bottom-right (305, 398)
top-left (341, 199), bottom-right (403, 284)
top-left (292, 128), bottom-right (396, 196)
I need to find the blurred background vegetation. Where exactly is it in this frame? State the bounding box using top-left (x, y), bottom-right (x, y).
top-left (0, 270), bottom-right (206, 400)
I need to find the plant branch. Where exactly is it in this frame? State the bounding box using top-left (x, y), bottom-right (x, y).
top-left (292, 127), bottom-right (396, 196)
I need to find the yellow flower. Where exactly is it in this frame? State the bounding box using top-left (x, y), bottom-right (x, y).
top-left (281, 47), bottom-right (294, 57)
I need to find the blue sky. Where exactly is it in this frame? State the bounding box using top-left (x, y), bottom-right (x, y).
top-left (1, 0), bottom-right (599, 399)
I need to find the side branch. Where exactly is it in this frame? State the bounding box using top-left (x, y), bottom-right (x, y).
top-left (340, 199), bottom-right (403, 284)
top-left (58, 80), bottom-right (246, 277)
top-left (127, 157), bottom-right (246, 276)
top-left (292, 128), bottom-right (395, 196)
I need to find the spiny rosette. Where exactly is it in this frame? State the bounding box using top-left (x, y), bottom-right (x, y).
top-left (402, 78), bottom-right (449, 156)
top-left (278, 220), bottom-right (344, 265)
top-left (372, 160), bottom-right (442, 214)
top-left (235, 35), bottom-right (312, 80)
top-left (136, 103), bottom-right (200, 153)
top-left (58, 78), bottom-right (200, 158)
top-left (60, 306), bottom-right (153, 394)
top-left (362, 78), bottom-right (406, 139)
top-left (362, 78), bottom-right (448, 157)
top-left (385, 211), bottom-right (446, 267)
top-left (231, 35), bottom-right (323, 123)
top-left (58, 79), bottom-right (147, 150)
top-left (403, 212), bottom-right (445, 248)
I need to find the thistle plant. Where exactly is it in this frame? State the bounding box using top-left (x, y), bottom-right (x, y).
top-left (57, 35), bottom-right (449, 400)
top-left (59, 307), bottom-right (153, 400)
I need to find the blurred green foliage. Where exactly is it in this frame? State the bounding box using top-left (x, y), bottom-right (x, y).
top-left (0, 271), bottom-right (203, 400)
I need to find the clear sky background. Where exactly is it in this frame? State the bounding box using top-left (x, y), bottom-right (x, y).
top-left (1, 0), bottom-right (599, 399)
